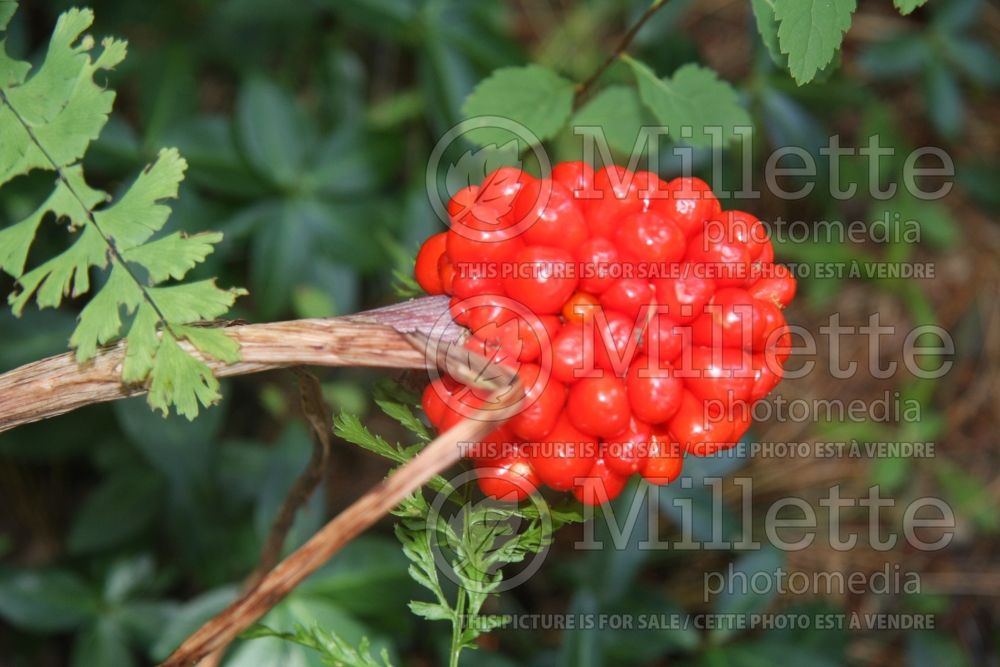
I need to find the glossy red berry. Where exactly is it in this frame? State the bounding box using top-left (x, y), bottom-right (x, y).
top-left (626, 356), bottom-right (683, 425)
top-left (415, 233), bottom-right (448, 295)
top-left (603, 416), bottom-right (652, 477)
top-left (566, 376), bottom-right (630, 438)
top-left (576, 237), bottom-right (620, 294)
top-left (530, 414), bottom-right (597, 491)
top-left (477, 455), bottom-right (539, 502)
top-left (573, 456), bottom-right (628, 505)
top-left (651, 270), bottom-right (715, 324)
top-left (642, 434), bottom-right (684, 485)
top-left (615, 210), bottom-right (686, 265)
top-left (503, 246), bottom-right (579, 315)
top-left (599, 278), bottom-right (655, 322)
top-left (508, 363), bottom-right (567, 441)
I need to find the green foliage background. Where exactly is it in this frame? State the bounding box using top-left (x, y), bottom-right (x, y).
top-left (0, 0), bottom-right (998, 665)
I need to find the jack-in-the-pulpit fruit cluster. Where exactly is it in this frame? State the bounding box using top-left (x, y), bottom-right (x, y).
top-left (415, 163), bottom-right (796, 505)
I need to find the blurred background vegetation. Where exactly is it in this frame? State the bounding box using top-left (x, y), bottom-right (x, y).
top-left (0, 0), bottom-right (998, 665)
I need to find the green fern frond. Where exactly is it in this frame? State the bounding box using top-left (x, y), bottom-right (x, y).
top-left (0, 2), bottom-right (245, 419)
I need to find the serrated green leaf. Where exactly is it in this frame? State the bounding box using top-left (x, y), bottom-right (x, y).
top-left (244, 623), bottom-right (395, 667)
top-left (1, 8), bottom-right (244, 419)
top-left (625, 58), bottom-right (752, 147)
top-left (460, 65), bottom-right (574, 147)
top-left (71, 266), bottom-right (142, 361)
top-left (571, 85), bottom-right (649, 155)
top-left (0, 8), bottom-right (126, 184)
top-left (122, 231), bottom-right (223, 282)
top-left (408, 600), bottom-right (451, 621)
top-left (894, 0), bottom-right (928, 16)
top-left (94, 147), bottom-right (187, 249)
top-left (750, 0), bottom-right (784, 66)
top-left (773, 0), bottom-right (856, 85)
top-left (147, 334), bottom-right (221, 419)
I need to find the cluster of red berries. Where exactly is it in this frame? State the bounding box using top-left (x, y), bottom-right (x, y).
top-left (415, 163), bottom-right (796, 505)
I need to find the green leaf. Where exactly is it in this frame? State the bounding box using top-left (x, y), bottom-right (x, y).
top-left (750, 0), bottom-right (784, 66)
top-left (71, 617), bottom-right (135, 667)
top-left (151, 586), bottom-right (239, 661)
top-left (460, 65), bottom-right (575, 147)
top-left (67, 469), bottom-right (164, 554)
top-left (625, 58), bottom-right (752, 147)
top-left (236, 78), bottom-right (309, 187)
top-left (0, 28), bottom-right (245, 418)
top-left (0, 569), bottom-right (99, 632)
top-left (0, 1), bottom-right (17, 31)
top-left (244, 623), bottom-right (394, 667)
top-left (772, 0), bottom-right (856, 85)
top-left (924, 60), bottom-right (964, 139)
top-left (0, 8), bottom-right (126, 183)
top-left (147, 334), bottom-right (224, 419)
top-left (571, 86), bottom-right (649, 155)
top-left (941, 36), bottom-right (1000, 88)
top-left (859, 34), bottom-right (930, 79)
top-left (894, 0), bottom-right (928, 16)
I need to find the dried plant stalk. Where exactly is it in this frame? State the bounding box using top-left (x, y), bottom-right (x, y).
top-left (0, 296), bottom-right (459, 433)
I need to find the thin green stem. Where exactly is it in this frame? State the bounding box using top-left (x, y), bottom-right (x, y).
top-left (449, 587), bottom-right (467, 667)
top-left (575, 0), bottom-right (671, 101)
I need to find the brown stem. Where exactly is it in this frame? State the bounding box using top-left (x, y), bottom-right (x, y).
top-left (0, 296), bottom-right (459, 434)
top-left (159, 350), bottom-right (521, 667)
top-left (197, 369), bottom-right (335, 667)
top-left (575, 0), bottom-right (671, 101)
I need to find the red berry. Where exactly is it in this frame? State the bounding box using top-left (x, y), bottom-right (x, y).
top-left (615, 210), bottom-right (685, 265)
top-left (562, 290), bottom-right (601, 324)
top-left (446, 224), bottom-right (524, 268)
top-left (573, 456), bottom-right (628, 505)
top-left (603, 416), bottom-right (652, 477)
top-left (583, 165), bottom-right (643, 238)
top-left (422, 379), bottom-right (454, 428)
top-left (751, 353), bottom-right (783, 401)
top-left (576, 237), bottom-right (620, 294)
top-left (599, 278), bottom-right (655, 322)
top-left (641, 313), bottom-right (684, 364)
top-left (667, 390), bottom-right (736, 456)
top-left (588, 309), bottom-right (642, 375)
top-left (747, 264), bottom-right (797, 308)
top-left (551, 322), bottom-right (587, 384)
top-left (678, 345), bottom-right (755, 404)
top-left (642, 434), bottom-right (684, 485)
top-left (566, 376), bottom-right (630, 438)
top-left (690, 287), bottom-right (757, 350)
top-left (477, 455), bottom-right (539, 502)
top-left (552, 160), bottom-right (595, 196)
top-left (508, 363), bottom-right (567, 441)
top-left (479, 167), bottom-right (534, 224)
top-left (512, 180), bottom-right (588, 252)
top-left (530, 414), bottom-right (597, 491)
top-left (686, 231), bottom-right (751, 287)
top-left (651, 270), bottom-right (715, 324)
top-left (503, 246), bottom-right (579, 315)
top-left (451, 268), bottom-right (504, 299)
top-left (654, 177), bottom-right (721, 237)
top-left (626, 356), bottom-right (683, 425)
top-left (415, 233), bottom-right (448, 294)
